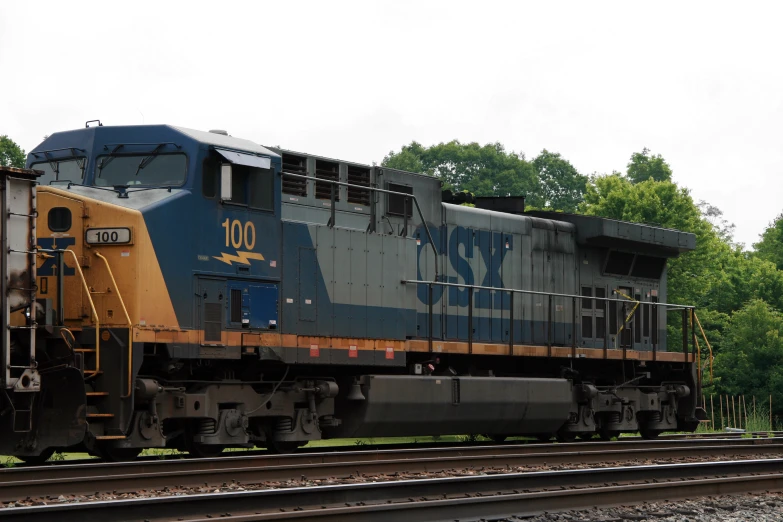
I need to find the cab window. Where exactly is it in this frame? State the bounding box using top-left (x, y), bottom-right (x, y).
top-left (225, 164), bottom-right (274, 211)
top-left (30, 158), bottom-right (86, 185)
top-left (95, 154), bottom-right (187, 187)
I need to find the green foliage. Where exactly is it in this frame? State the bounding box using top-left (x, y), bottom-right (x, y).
top-left (742, 411), bottom-right (775, 434)
top-left (626, 147), bottom-right (673, 184)
top-left (0, 135), bottom-right (26, 168)
top-left (531, 149), bottom-right (587, 212)
top-left (754, 213), bottom-right (783, 270)
top-left (382, 140), bottom-right (538, 200)
top-left (580, 174), bottom-right (725, 307)
top-left (712, 300), bottom-right (783, 415)
top-left (383, 142), bottom-right (589, 212)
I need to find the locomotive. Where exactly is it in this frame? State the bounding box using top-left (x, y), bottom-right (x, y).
top-left (0, 122), bottom-right (704, 462)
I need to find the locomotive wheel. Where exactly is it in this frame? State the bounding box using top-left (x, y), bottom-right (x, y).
top-left (187, 443), bottom-right (224, 458)
top-left (555, 428), bottom-right (576, 443)
top-left (639, 427), bottom-right (661, 440)
top-left (16, 448), bottom-right (55, 465)
top-left (97, 445), bottom-right (142, 462)
top-left (598, 427), bottom-right (619, 441)
top-left (268, 441), bottom-right (306, 454)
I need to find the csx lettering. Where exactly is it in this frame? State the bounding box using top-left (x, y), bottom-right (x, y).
top-left (221, 219), bottom-right (256, 250)
top-left (417, 226), bottom-right (512, 309)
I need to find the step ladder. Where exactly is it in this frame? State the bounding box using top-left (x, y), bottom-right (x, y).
top-left (1, 169), bottom-right (42, 433)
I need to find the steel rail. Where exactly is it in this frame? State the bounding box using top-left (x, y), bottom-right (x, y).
top-left (3, 458), bottom-right (783, 521)
top-left (1, 438), bottom-right (783, 504)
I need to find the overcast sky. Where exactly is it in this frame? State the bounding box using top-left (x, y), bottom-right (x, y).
top-left (1, 1), bottom-right (781, 247)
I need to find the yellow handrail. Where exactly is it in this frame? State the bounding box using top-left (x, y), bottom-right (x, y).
top-left (693, 311), bottom-right (714, 383)
top-left (64, 250), bottom-right (101, 375)
top-left (94, 251), bottom-right (134, 398)
top-left (692, 313), bottom-right (702, 387)
top-left (613, 289), bottom-right (640, 348)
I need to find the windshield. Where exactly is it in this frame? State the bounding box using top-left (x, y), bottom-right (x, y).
top-left (95, 153), bottom-right (187, 187)
top-left (31, 158), bottom-right (86, 185)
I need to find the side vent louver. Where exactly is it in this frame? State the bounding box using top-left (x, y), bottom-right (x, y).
top-left (282, 153), bottom-right (307, 197)
top-left (315, 160), bottom-right (339, 200)
top-left (346, 165), bottom-right (370, 206)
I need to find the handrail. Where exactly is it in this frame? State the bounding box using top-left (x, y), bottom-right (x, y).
top-left (278, 171), bottom-right (439, 280)
top-left (693, 311), bottom-right (714, 383)
top-left (402, 278), bottom-right (696, 361)
top-left (401, 279), bottom-right (695, 309)
top-left (63, 249), bottom-right (101, 375)
top-left (613, 288), bottom-right (641, 349)
top-left (94, 251), bottom-right (134, 398)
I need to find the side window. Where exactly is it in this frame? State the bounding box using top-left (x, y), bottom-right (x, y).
top-left (249, 168), bottom-right (273, 210)
top-left (202, 157), bottom-right (218, 198)
top-left (231, 165), bottom-right (250, 204)
top-left (225, 164), bottom-right (274, 211)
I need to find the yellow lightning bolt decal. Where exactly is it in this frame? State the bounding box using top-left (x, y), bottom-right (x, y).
top-left (213, 251), bottom-right (265, 266)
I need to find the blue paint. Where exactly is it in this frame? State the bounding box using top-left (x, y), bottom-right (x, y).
top-left (37, 238), bottom-right (76, 276)
top-left (447, 226), bottom-right (474, 307)
top-left (418, 224), bottom-right (514, 310)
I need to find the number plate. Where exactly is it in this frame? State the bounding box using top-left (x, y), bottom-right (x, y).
top-left (85, 227), bottom-right (131, 245)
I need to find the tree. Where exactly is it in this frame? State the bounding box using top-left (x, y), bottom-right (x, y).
top-left (531, 149), bottom-right (587, 212)
top-left (754, 213), bottom-right (783, 271)
top-left (580, 174), bottom-right (726, 307)
top-left (712, 299), bottom-right (783, 416)
top-left (0, 135), bottom-right (26, 168)
top-left (626, 147), bottom-right (673, 184)
top-left (382, 140), bottom-right (538, 198)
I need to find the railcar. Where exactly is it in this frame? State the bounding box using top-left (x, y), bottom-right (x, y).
top-left (0, 123), bottom-right (704, 461)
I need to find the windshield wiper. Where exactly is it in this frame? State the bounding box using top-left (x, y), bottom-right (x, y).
top-left (97, 144), bottom-right (125, 175)
top-left (133, 143), bottom-right (166, 177)
top-left (42, 151), bottom-right (60, 178)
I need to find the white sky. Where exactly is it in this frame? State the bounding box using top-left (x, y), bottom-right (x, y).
top-left (1, 1), bottom-right (781, 247)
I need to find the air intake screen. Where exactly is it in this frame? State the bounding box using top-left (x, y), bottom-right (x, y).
top-left (204, 303), bottom-right (222, 342)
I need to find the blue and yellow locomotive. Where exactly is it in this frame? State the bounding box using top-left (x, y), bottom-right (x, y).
top-left (0, 123), bottom-right (704, 461)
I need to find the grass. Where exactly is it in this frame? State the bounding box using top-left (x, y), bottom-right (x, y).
top-left (741, 412), bottom-right (777, 437)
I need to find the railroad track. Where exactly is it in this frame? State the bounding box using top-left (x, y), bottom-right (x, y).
top-left (1, 437), bottom-right (782, 504)
top-left (2, 458), bottom-right (783, 521)
top-left (22, 429), bottom-right (783, 467)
